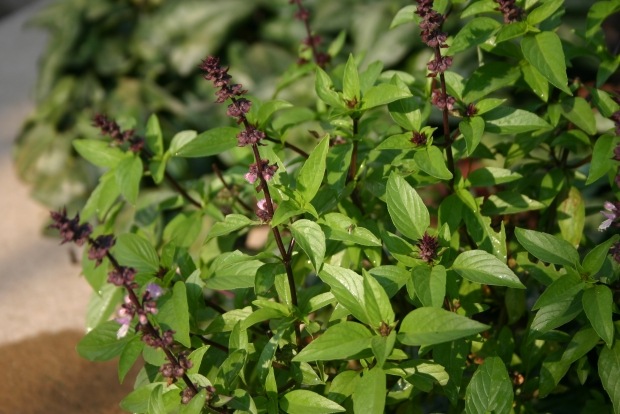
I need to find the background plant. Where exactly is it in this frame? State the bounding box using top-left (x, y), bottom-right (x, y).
top-left (40, 0), bottom-right (620, 413)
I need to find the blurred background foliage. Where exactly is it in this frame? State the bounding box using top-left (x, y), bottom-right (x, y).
top-left (13, 0), bottom-right (417, 211)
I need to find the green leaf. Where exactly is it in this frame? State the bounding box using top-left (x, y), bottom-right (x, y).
top-left (297, 135), bottom-right (329, 203)
top-left (495, 21), bottom-right (529, 44)
top-left (583, 235), bottom-right (620, 276)
top-left (521, 32), bottom-right (571, 95)
top-left (353, 368), bottom-right (386, 414)
top-left (591, 88), bottom-right (620, 118)
top-left (361, 84), bottom-right (412, 110)
top-left (206, 214), bottom-right (254, 241)
top-left (293, 322), bottom-right (373, 362)
top-left (319, 264), bottom-right (370, 325)
top-left (539, 326), bottom-right (600, 397)
top-left (363, 270), bottom-right (395, 329)
top-left (386, 172), bottom-right (430, 241)
top-left (115, 155), bottom-right (143, 204)
top-left (434, 339), bottom-right (469, 404)
top-left (290, 219), bottom-right (326, 272)
top-left (315, 67), bottom-right (344, 108)
top-left (483, 106), bottom-right (551, 134)
top-left (321, 213), bottom-right (382, 247)
top-left (157, 282), bottom-right (191, 347)
top-left (169, 130), bottom-right (198, 155)
top-left (399, 307), bottom-right (489, 346)
top-left (145, 113), bottom-right (164, 156)
top-left (114, 233), bottom-right (160, 273)
top-left (388, 95), bottom-right (426, 131)
top-left (532, 272), bottom-right (584, 311)
top-left (413, 146), bottom-right (453, 180)
top-left (81, 170), bottom-right (121, 221)
top-left (390, 5), bottom-right (417, 28)
top-left (343, 54), bottom-right (360, 103)
top-left (560, 97), bottom-right (596, 135)
top-left (371, 331), bottom-right (396, 368)
top-left (467, 167), bottom-right (522, 187)
top-left (77, 320), bottom-right (134, 361)
top-left (256, 99), bottom-right (293, 130)
top-left (557, 186), bottom-right (585, 247)
top-left (480, 192), bottom-right (545, 215)
top-left (587, 134), bottom-right (619, 184)
top-left (280, 390), bottom-right (345, 414)
top-left (530, 291), bottom-right (583, 334)
top-left (172, 127), bottom-right (239, 157)
top-left (527, 0), bottom-right (564, 25)
top-left (521, 61), bottom-right (550, 102)
top-left (463, 62), bottom-right (521, 102)
top-left (514, 228), bottom-right (579, 267)
top-left (73, 140), bottom-right (125, 168)
top-left (583, 285), bottom-right (615, 347)
top-left (118, 336), bottom-right (144, 383)
top-left (465, 357), bottom-right (513, 414)
top-left (460, 116), bottom-right (485, 155)
top-left (163, 211), bottom-right (203, 247)
top-left (86, 284), bottom-right (123, 332)
top-left (204, 252), bottom-right (263, 290)
top-left (586, 1), bottom-right (620, 40)
top-left (599, 341), bottom-right (620, 414)
top-left (412, 265), bottom-right (446, 308)
top-left (452, 250), bottom-right (525, 288)
top-left (448, 17), bottom-right (500, 54)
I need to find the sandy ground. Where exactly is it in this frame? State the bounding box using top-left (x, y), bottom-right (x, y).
top-left (0, 1), bottom-right (134, 412)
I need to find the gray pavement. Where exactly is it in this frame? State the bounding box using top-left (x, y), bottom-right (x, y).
top-left (0, 0), bottom-right (92, 345)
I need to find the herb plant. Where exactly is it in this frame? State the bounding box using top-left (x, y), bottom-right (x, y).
top-left (47, 0), bottom-right (620, 413)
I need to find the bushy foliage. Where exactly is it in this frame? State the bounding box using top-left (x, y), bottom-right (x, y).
top-left (41, 0), bottom-right (620, 413)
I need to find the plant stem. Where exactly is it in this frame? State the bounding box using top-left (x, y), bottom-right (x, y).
top-left (436, 48), bottom-right (455, 191)
top-left (347, 117), bottom-right (365, 214)
top-left (264, 136), bottom-right (309, 158)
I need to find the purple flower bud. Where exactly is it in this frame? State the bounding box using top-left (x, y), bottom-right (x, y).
top-left (411, 131), bottom-right (428, 146)
top-left (256, 198), bottom-right (273, 222)
top-left (145, 283), bottom-right (164, 300)
top-left (88, 234), bottom-right (115, 266)
top-left (417, 232), bottom-right (439, 263)
top-left (237, 127), bottom-right (265, 147)
top-left (49, 208), bottom-right (92, 246)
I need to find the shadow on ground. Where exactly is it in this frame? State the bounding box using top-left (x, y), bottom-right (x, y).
top-left (0, 330), bottom-right (137, 413)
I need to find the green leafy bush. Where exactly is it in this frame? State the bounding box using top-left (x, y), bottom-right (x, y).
top-left (44, 0), bottom-right (620, 413)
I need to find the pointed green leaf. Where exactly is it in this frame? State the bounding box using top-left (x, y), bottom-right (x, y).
top-left (386, 172), bottom-right (430, 241)
top-left (481, 192), bottom-right (545, 215)
top-left (343, 54), bottom-right (360, 102)
top-left (465, 357), bottom-right (513, 414)
top-left (315, 67), bottom-right (344, 108)
top-left (557, 186), bottom-right (585, 247)
top-left (399, 307), bottom-right (489, 346)
top-left (388, 97), bottom-right (425, 131)
top-left (353, 368), bottom-right (386, 414)
top-left (582, 235), bottom-right (620, 276)
top-left (293, 322), bottom-right (373, 362)
top-left (560, 97), bottom-right (596, 135)
top-left (452, 250), bottom-right (525, 288)
top-left (73, 140), bottom-right (125, 168)
top-left (448, 17), bottom-right (500, 54)
top-left (532, 273), bottom-right (584, 311)
top-left (115, 155), bottom-right (143, 204)
top-left (412, 265), bottom-right (446, 308)
top-left (173, 127), bottom-right (239, 158)
top-left (371, 331), bottom-right (396, 368)
top-left (483, 106), bottom-right (551, 134)
top-left (361, 84), bottom-right (412, 110)
top-left (179, 390), bottom-right (208, 414)
top-left (583, 285), bottom-right (615, 347)
top-left (467, 167), bottom-right (522, 187)
top-left (319, 264), bottom-right (369, 325)
top-left (514, 227), bottom-right (579, 267)
top-left (257, 99), bottom-right (293, 130)
top-left (77, 320), bottom-right (134, 361)
top-left (599, 341), bottom-right (620, 414)
top-left (460, 116), bottom-right (485, 155)
top-left (290, 219), bottom-right (326, 272)
top-left (521, 32), bottom-right (571, 95)
top-left (390, 5), bottom-right (417, 28)
top-left (280, 390), bottom-right (345, 414)
top-left (587, 134), bottom-right (619, 184)
top-left (157, 282), bottom-right (191, 347)
top-left (169, 130), bottom-right (198, 156)
top-left (363, 270), bottom-right (395, 329)
top-left (145, 114), bottom-right (164, 156)
top-left (114, 233), bottom-right (159, 273)
top-left (413, 146), bottom-right (453, 180)
top-left (531, 291), bottom-right (583, 334)
top-left (463, 62), bottom-right (521, 102)
top-left (297, 135), bottom-right (329, 202)
top-left (207, 214), bottom-right (254, 241)
top-left (521, 61), bottom-right (549, 102)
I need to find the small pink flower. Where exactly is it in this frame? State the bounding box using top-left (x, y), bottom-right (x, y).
top-left (599, 201), bottom-right (619, 231)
